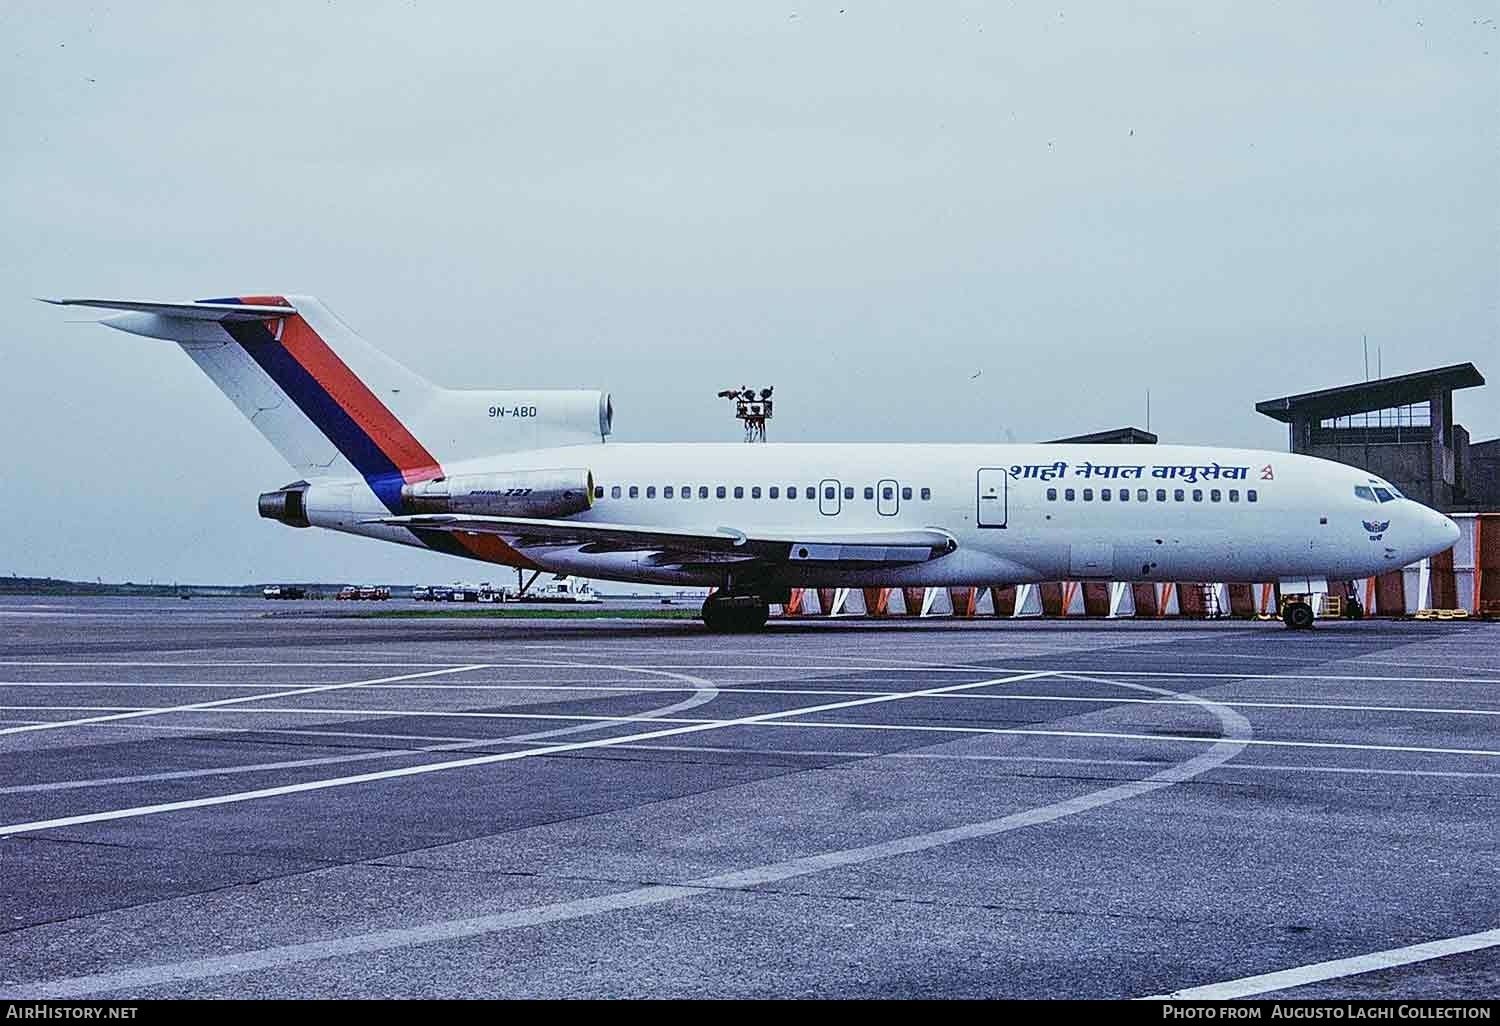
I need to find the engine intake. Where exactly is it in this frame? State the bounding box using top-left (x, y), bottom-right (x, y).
top-left (402, 468), bottom-right (594, 518)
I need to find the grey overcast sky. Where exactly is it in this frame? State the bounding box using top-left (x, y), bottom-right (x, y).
top-left (2, 1), bottom-right (1496, 584)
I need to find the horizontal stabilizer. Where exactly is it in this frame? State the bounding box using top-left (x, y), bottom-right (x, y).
top-left (39, 298), bottom-right (297, 322)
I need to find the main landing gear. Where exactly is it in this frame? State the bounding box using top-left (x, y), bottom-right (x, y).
top-left (1281, 599), bottom-right (1315, 630)
top-left (701, 592), bottom-right (771, 632)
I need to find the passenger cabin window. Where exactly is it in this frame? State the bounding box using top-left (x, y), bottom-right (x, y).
top-left (769, 486), bottom-right (779, 499)
top-left (1047, 487), bottom-right (1058, 501)
top-left (733, 486), bottom-right (744, 499)
top-left (1174, 489), bottom-right (1185, 502)
top-left (1229, 489), bottom-right (1239, 502)
top-left (786, 486), bottom-right (797, 499)
top-left (1101, 488), bottom-right (1111, 501)
top-left (699, 486), bottom-right (709, 499)
top-left (1082, 488), bottom-right (1094, 501)
top-left (629, 486), bottom-right (639, 499)
top-left (902, 486), bottom-right (912, 500)
top-left (1137, 489), bottom-right (1148, 502)
top-left (882, 485), bottom-right (894, 500)
top-left (594, 485), bottom-right (604, 499)
top-left (646, 486), bottom-right (656, 499)
top-left (682, 486), bottom-right (691, 500)
top-left (716, 486), bottom-right (726, 498)
top-left (1210, 489), bottom-right (1221, 502)
top-left (1120, 488), bottom-right (1130, 502)
top-left (751, 486), bottom-right (762, 499)
top-left (1156, 489), bottom-right (1167, 502)
top-left (1247, 489), bottom-right (1258, 502)
top-left (1192, 489), bottom-right (1203, 502)
top-left (1065, 488), bottom-right (1076, 501)
top-left (844, 486), bottom-right (854, 500)
top-left (864, 486), bottom-right (875, 500)
top-left (663, 486), bottom-right (673, 499)
top-left (611, 486), bottom-right (622, 499)
top-left (920, 488), bottom-right (931, 500)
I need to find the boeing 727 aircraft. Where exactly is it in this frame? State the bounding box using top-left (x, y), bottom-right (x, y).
top-left (46, 295), bottom-right (1461, 631)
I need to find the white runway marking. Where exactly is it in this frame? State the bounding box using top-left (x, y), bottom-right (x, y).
top-left (0, 664), bottom-right (723, 796)
top-left (1144, 926), bottom-right (1500, 999)
top-left (10, 681), bottom-right (1497, 720)
top-left (6, 703), bottom-right (1494, 759)
top-left (0, 671), bottom-right (1054, 837)
top-left (0, 666), bottom-right (488, 737)
top-left (0, 660), bottom-right (1496, 684)
top-left (5, 677), bottom-right (1252, 998)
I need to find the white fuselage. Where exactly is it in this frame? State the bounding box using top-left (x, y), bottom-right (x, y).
top-left (300, 443), bottom-right (1461, 589)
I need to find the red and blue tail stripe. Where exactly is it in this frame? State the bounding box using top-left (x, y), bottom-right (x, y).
top-left (209, 296), bottom-right (539, 569)
top-left (209, 295), bottom-right (441, 513)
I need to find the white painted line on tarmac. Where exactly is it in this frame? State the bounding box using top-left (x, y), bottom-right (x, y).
top-left (0, 666), bottom-right (488, 737)
top-left (0, 671), bottom-right (1052, 837)
top-left (22, 681), bottom-right (1499, 721)
top-left (0, 664), bottom-right (724, 796)
top-left (8, 703), bottom-right (1493, 759)
top-left (1143, 926), bottom-right (1500, 999)
top-left (7, 677), bottom-right (1252, 998)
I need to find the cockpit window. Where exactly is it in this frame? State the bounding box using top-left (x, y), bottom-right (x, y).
top-left (1354, 485), bottom-right (1376, 502)
top-left (1373, 487), bottom-right (1395, 503)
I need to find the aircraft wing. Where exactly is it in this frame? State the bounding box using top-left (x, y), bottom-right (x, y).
top-left (366, 515), bottom-right (957, 568)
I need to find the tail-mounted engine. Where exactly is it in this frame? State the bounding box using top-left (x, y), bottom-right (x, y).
top-left (257, 481), bottom-right (312, 528)
top-left (400, 468), bottom-right (594, 518)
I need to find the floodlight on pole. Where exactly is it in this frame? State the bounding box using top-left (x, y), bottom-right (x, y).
top-left (717, 384), bottom-right (774, 442)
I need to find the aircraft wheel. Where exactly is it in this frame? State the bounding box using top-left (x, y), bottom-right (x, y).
top-left (701, 597), bottom-right (769, 632)
top-left (1282, 602), bottom-right (1315, 630)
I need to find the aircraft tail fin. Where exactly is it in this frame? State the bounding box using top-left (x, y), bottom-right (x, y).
top-left (45, 295), bottom-right (612, 512)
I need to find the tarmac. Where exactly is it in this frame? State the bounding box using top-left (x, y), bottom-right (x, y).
top-left (0, 596), bottom-right (1496, 999)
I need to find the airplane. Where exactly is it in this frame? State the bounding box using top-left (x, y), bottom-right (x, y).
top-left (44, 294), bottom-right (1461, 632)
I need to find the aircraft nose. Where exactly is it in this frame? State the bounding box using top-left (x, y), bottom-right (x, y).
top-left (1420, 507), bottom-right (1461, 556)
